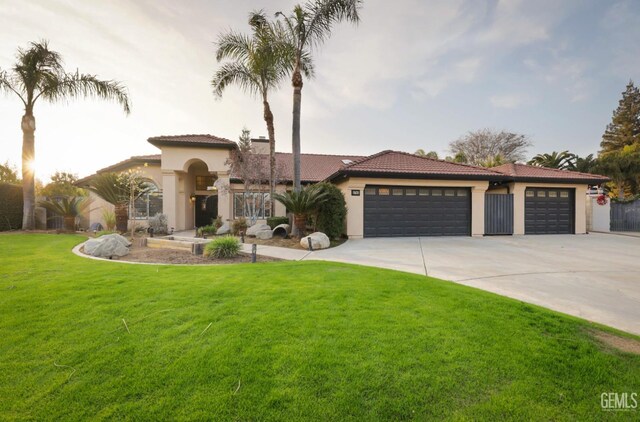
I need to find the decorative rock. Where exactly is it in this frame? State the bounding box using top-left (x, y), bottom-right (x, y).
top-left (255, 229), bottom-right (273, 240)
top-left (216, 222), bottom-right (230, 235)
top-left (84, 233), bottom-right (131, 258)
top-left (272, 223), bottom-right (290, 238)
top-left (300, 232), bottom-right (330, 250)
top-left (246, 223), bottom-right (271, 237)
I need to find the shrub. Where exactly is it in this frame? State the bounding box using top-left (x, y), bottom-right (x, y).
top-left (204, 236), bottom-right (241, 259)
top-left (102, 209), bottom-right (116, 231)
top-left (267, 216), bottom-right (289, 229)
top-left (272, 186), bottom-right (328, 236)
top-left (213, 215), bottom-right (223, 230)
top-left (314, 182), bottom-right (347, 240)
top-left (232, 217), bottom-right (248, 235)
top-left (0, 183), bottom-right (23, 231)
top-left (197, 224), bottom-right (217, 237)
top-left (148, 213), bottom-right (168, 234)
top-left (38, 196), bottom-right (89, 231)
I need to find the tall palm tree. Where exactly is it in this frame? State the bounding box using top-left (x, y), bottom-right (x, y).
top-left (212, 12), bottom-right (312, 216)
top-left (0, 40), bottom-right (130, 230)
top-left (567, 154), bottom-right (598, 173)
top-left (527, 151), bottom-right (574, 169)
top-left (276, 0), bottom-right (362, 191)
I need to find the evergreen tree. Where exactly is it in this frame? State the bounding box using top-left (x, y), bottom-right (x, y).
top-left (601, 81), bottom-right (640, 154)
top-left (238, 127), bottom-right (252, 153)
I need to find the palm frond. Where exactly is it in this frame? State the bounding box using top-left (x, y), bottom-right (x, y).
top-left (38, 196), bottom-right (89, 218)
top-left (0, 68), bottom-right (27, 106)
top-left (211, 62), bottom-right (262, 98)
top-left (305, 0), bottom-right (361, 50)
top-left (273, 185), bottom-right (328, 214)
top-left (36, 71), bottom-right (130, 114)
top-left (215, 31), bottom-right (254, 63)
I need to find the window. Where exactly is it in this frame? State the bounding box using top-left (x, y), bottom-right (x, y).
top-left (432, 189), bottom-right (442, 196)
top-left (130, 182), bottom-right (162, 219)
top-left (405, 189), bottom-right (416, 196)
top-left (419, 189), bottom-right (429, 196)
top-left (560, 191), bottom-right (569, 198)
top-left (196, 175), bottom-right (216, 191)
top-left (548, 191), bottom-right (558, 197)
top-left (526, 190), bottom-right (534, 197)
top-left (378, 188), bottom-right (390, 196)
top-left (537, 191), bottom-right (546, 197)
top-left (364, 187), bottom-right (376, 196)
top-left (392, 188), bottom-right (403, 196)
top-left (444, 189), bottom-right (455, 196)
top-left (233, 192), bottom-right (271, 219)
top-left (457, 189), bottom-right (468, 196)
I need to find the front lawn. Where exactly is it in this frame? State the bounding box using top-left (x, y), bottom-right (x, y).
top-left (1, 234), bottom-right (638, 420)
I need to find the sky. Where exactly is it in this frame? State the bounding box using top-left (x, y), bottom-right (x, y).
top-left (1, 0), bottom-right (639, 182)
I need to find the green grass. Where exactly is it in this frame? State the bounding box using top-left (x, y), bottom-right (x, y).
top-left (0, 234), bottom-right (638, 420)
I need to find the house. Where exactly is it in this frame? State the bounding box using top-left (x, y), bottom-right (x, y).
top-left (78, 134), bottom-right (609, 237)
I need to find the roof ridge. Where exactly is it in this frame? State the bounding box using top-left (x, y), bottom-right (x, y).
top-left (341, 150), bottom-right (394, 169)
top-left (275, 152), bottom-right (365, 158)
top-left (512, 162), bottom-right (599, 178)
top-left (147, 134), bottom-right (236, 144)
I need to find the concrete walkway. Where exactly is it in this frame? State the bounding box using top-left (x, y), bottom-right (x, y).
top-left (305, 233), bottom-right (640, 336)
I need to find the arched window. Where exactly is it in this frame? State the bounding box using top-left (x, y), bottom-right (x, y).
top-left (130, 180), bottom-right (163, 219)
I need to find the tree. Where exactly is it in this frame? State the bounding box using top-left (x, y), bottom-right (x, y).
top-left (86, 172), bottom-right (148, 233)
top-left (276, 0), bottom-right (361, 191)
top-left (38, 196), bottom-right (89, 231)
top-left (449, 129), bottom-right (532, 166)
top-left (596, 145), bottom-right (640, 200)
top-left (212, 12), bottom-right (310, 216)
top-left (567, 154), bottom-right (598, 174)
top-left (0, 161), bottom-right (20, 184)
top-left (527, 151), bottom-right (574, 169)
top-left (601, 81), bottom-right (640, 154)
top-left (0, 40), bottom-right (130, 230)
top-left (415, 149), bottom-right (439, 159)
top-left (224, 129), bottom-right (283, 226)
top-left (273, 185), bottom-right (328, 236)
top-left (40, 171), bottom-right (85, 198)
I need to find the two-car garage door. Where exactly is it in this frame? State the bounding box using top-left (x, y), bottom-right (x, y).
top-left (363, 186), bottom-right (471, 237)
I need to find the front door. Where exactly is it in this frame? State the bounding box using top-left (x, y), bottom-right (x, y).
top-left (195, 195), bottom-right (218, 227)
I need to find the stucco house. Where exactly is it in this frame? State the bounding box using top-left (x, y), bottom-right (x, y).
top-left (79, 134), bottom-right (608, 238)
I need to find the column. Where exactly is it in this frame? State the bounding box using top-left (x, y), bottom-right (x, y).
top-left (471, 184), bottom-right (488, 236)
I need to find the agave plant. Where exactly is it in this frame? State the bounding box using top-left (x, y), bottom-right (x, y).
top-left (273, 185), bottom-right (328, 236)
top-left (38, 196), bottom-right (89, 231)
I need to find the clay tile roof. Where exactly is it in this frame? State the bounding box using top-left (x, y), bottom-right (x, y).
top-left (147, 134), bottom-right (236, 148)
top-left (96, 154), bottom-right (161, 174)
top-left (329, 150), bottom-right (505, 180)
top-left (491, 163), bottom-right (609, 183)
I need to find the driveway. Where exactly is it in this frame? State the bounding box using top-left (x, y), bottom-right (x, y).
top-left (308, 233), bottom-right (640, 335)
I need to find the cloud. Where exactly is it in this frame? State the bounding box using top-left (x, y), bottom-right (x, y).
top-left (489, 93), bottom-right (530, 109)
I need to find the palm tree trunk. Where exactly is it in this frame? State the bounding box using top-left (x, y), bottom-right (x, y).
top-left (21, 112), bottom-right (36, 230)
top-left (291, 67), bottom-right (303, 192)
top-left (263, 97), bottom-right (276, 217)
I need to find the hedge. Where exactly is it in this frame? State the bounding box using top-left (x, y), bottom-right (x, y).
top-left (0, 183), bottom-right (23, 231)
top-left (314, 182), bottom-right (347, 240)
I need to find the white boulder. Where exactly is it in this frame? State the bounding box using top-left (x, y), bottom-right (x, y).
top-left (255, 229), bottom-right (273, 240)
top-left (300, 232), bottom-right (330, 250)
top-left (246, 223), bottom-right (271, 237)
top-left (216, 222), bottom-right (230, 235)
top-left (84, 233), bottom-right (131, 258)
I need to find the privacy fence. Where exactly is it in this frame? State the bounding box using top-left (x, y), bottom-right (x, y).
top-left (611, 199), bottom-right (640, 232)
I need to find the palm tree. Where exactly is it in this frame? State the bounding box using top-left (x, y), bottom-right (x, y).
top-left (38, 196), bottom-right (89, 231)
top-left (0, 40), bottom-right (130, 230)
top-left (212, 12), bottom-right (312, 216)
top-left (85, 172), bottom-right (150, 233)
top-left (527, 151), bottom-right (574, 169)
top-left (273, 186), bottom-right (328, 236)
top-left (567, 154), bottom-right (598, 173)
top-left (276, 0), bottom-right (362, 191)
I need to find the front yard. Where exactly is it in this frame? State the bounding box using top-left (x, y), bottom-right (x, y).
top-left (1, 234), bottom-right (638, 420)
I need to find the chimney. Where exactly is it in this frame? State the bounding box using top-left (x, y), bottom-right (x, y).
top-left (251, 136), bottom-right (269, 155)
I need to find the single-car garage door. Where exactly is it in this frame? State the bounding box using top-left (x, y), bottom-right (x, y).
top-left (525, 188), bottom-right (574, 234)
top-left (363, 186), bottom-right (471, 237)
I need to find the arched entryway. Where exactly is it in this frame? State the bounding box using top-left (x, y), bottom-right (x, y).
top-left (185, 160), bottom-right (219, 229)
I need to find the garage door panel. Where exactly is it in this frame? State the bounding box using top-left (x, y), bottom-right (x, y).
top-left (525, 188), bottom-right (574, 234)
top-left (364, 185), bottom-right (471, 237)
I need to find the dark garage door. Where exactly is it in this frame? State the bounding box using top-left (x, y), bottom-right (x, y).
top-left (525, 188), bottom-right (574, 234)
top-left (363, 186), bottom-right (471, 237)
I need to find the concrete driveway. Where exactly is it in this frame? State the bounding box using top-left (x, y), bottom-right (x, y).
top-left (308, 233), bottom-right (640, 335)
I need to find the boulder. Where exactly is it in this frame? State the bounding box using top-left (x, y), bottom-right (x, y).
top-left (216, 222), bottom-right (230, 235)
top-left (84, 233), bottom-right (131, 258)
top-left (256, 229), bottom-right (273, 240)
top-left (246, 223), bottom-right (271, 237)
top-left (272, 223), bottom-right (290, 238)
top-left (300, 232), bottom-right (330, 250)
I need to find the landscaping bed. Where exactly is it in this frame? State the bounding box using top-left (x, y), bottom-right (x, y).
top-left (116, 244), bottom-right (279, 265)
top-left (244, 235), bottom-right (346, 250)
